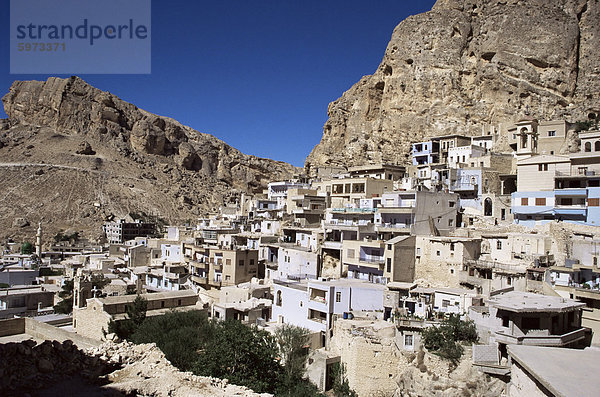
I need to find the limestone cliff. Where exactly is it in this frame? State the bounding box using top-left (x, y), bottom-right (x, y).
top-left (0, 76), bottom-right (299, 240)
top-left (306, 0), bottom-right (600, 171)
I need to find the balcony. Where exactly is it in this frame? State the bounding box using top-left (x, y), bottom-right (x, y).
top-left (554, 206), bottom-right (587, 218)
top-left (554, 188), bottom-right (587, 196)
top-left (359, 256), bottom-right (384, 265)
top-left (458, 271), bottom-right (488, 286)
top-left (494, 327), bottom-right (587, 346)
top-left (464, 260), bottom-right (526, 274)
top-left (191, 275), bottom-right (207, 285)
top-left (213, 263), bottom-right (223, 272)
top-left (322, 241), bottom-right (343, 250)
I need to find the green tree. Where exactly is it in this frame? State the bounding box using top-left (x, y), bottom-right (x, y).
top-left (422, 314), bottom-right (478, 363)
top-left (53, 279), bottom-right (74, 314)
top-left (194, 320), bottom-right (282, 394)
top-left (131, 310), bottom-right (209, 371)
top-left (274, 324), bottom-right (310, 386)
top-left (21, 242), bottom-right (33, 255)
top-left (108, 295), bottom-right (147, 339)
top-left (331, 362), bottom-right (358, 397)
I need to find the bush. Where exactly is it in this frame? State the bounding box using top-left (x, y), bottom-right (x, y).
top-left (422, 315), bottom-right (478, 363)
top-left (129, 312), bottom-right (328, 395)
top-left (330, 362), bottom-right (358, 397)
top-left (107, 295), bottom-right (147, 339)
top-left (21, 242), bottom-right (33, 255)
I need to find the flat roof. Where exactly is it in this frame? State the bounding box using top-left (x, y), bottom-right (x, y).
top-left (517, 154), bottom-right (570, 165)
top-left (99, 289), bottom-right (197, 305)
top-left (308, 278), bottom-right (385, 291)
top-left (508, 345), bottom-right (600, 397)
top-left (489, 291), bottom-right (585, 313)
top-left (348, 164), bottom-right (406, 172)
top-left (386, 281), bottom-right (417, 290)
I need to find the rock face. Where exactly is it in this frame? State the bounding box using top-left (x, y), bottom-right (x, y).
top-left (0, 76), bottom-right (299, 240)
top-left (1, 339), bottom-right (269, 397)
top-left (306, 0), bottom-right (600, 171)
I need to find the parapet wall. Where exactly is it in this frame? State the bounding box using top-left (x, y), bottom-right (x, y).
top-left (0, 317), bottom-right (26, 337)
top-left (0, 317), bottom-right (100, 349)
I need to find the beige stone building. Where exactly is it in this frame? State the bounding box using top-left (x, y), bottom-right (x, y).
top-left (187, 245), bottom-right (260, 289)
top-left (415, 236), bottom-right (481, 287)
top-left (73, 290), bottom-right (200, 340)
top-left (313, 177), bottom-right (393, 208)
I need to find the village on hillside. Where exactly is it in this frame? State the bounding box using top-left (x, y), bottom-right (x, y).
top-left (2, 117), bottom-right (600, 396)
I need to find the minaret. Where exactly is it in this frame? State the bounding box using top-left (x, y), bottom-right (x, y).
top-left (35, 222), bottom-right (42, 258)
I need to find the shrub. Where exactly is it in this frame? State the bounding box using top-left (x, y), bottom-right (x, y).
top-left (422, 315), bottom-right (478, 363)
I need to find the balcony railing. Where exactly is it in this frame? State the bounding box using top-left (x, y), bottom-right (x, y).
top-left (494, 327), bottom-right (587, 346)
top-left (191, 275), bottom-right (207, 285)
top-left (465, 260), bottom-right (526, 274)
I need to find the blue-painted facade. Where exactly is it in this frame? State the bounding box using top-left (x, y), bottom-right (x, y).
top-left (512, 188), bottom-right (600, 227)
top-left (412, 141), bottom-right (439, 165)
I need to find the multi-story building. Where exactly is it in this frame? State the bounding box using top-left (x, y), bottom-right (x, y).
top-left (103, 219), bottom-right (156, 244)
top-left (186, 244), bottom-right (260, 289)
top-left (512, 152), bottom-right (600, 226)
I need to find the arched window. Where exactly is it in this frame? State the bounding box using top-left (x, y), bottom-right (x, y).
top-left (595, 141), bottom-right (600, 152)
top-left (585, 142), bottom-right (592, 152)
top-left (276, 290), bottom-right (282, 306)
top-left (484, 197), bottom-right (493, 217)
top-left (520, 128), bottom-right (528, 149)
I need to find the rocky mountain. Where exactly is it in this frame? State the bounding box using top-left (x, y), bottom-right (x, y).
top-left (306, 0), bottom-right (600, 171)
top-left (0, 76), bottom-right (299, 241)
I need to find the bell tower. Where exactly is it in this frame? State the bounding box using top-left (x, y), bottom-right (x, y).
top-left (515, 118), bottom-right (539, 161)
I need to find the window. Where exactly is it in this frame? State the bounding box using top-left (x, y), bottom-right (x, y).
top-left (387, 244), bottom-right (392, 251)
top-left (225, 275), bottom-right (231, 280)
top-left (226, 259), bottom-right (231, 266)
top-left (238, 259), bottom-right (244, 266)
top-left (347, 249), bottom-right (355, 259)
top-left (404, 334), bottom-right (413, 347)
top-left (585, 142), bottom-right (592, 152)
top-left (507, 277), bottom-right (512, 285)
top-left (442, 299), bottom-right (450, 308)
top-left (535, 197), bottom-right (546, 206)
top-left (416, 247), bottom-right (421, 256)
top-left (386, 258), bottom-right (392, 273)
top-left (548, 130), bottom-right (556, 137)
top-left (596, 141), bottom-right (600, 152)
top-left (276, 291), bottom-right (282, 306)
top-left (501, 209), bottom-right (506, 220)
top-left (450, 243), bottom-right (455, 251)
top-left (336, 292), bottom-right (342, 303)
top-left (436, 250), bottom-right (441, 256)
top-left (521, 197), bottom-right (528, 206)
top-left (538, 164), bottom-right (548, 171)
top-left (502, 316), bottom-right (509, 327)
top-left (449, 201), bottom-right (455, 207)
top-left (589, 198), bottom-right (600, 207)
top-left (448, 219), bottom-right (454, 227)
top-left (250, 259), bottom-right (255, 266)
top-left (497, 241), bottom-right (502, 250)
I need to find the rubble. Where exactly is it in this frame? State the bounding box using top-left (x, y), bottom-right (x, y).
top-left (0, 339), bottom-right (270, 397)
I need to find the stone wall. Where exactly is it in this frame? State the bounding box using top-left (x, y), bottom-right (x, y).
top-left (329, 319), bottom-right (402, 397)
top-left (508, 361), bottom-right (548, 397)
top-left (0, 317), bottom-right (25, 337)
top-left (24, 317), bottom-right (100, 348)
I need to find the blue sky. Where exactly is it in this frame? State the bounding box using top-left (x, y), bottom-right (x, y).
top-left (0, 0), bottom-right (436, 167)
